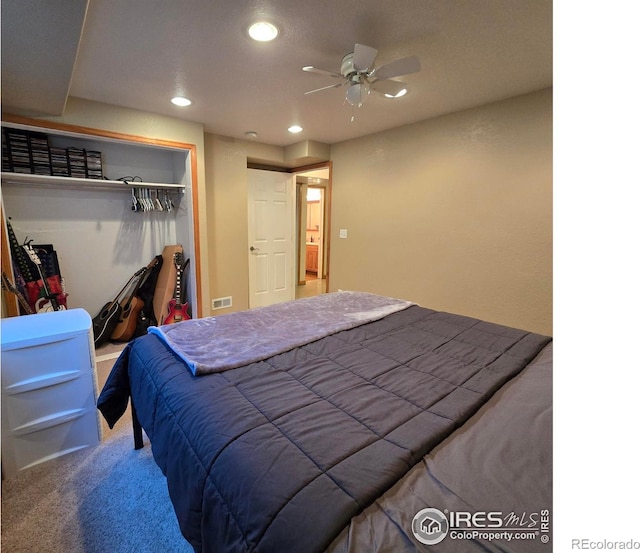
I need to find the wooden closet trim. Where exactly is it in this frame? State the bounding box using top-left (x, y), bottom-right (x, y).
top-left (1, 206), bottom-right (20, 317)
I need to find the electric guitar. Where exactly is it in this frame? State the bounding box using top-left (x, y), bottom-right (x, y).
top-left (163, 252), bottom-right (190, 324)
top-left (110, 258), bottom-right (159, 342)
top-left (22, 242), bottom-right (66, 313)
top-left (1, 272), bottom-right (34, 314)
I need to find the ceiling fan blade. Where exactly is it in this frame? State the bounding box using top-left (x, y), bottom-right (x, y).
top-left (371, 79), bottom-right (408, 97)
top-left (304, 82), bottom-right (346, 95)
top-left (302, 65), bottom-right (343, 79)
top-left (373, 55), bottom-right (421, 80)
top-left (353, 43), bottom-right (378, 72)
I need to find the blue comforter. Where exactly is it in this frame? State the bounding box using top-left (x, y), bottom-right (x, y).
top-left (97, 305), bottom-right (550, 553)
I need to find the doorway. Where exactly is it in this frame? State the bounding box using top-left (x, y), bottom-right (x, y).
top-left (304, 186), bottom-right (324, 280)
top-left (295, 165), bottom-right (331, 299)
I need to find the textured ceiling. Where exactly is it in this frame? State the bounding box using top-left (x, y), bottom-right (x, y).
top-left (2, 0), bottom-right (552, 147)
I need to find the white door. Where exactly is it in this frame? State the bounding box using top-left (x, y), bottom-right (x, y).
top-left (247, 169), bottom-right (295, 308)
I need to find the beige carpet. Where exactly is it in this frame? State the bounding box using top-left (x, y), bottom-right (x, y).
top-left (1, 343), bottom-right (193, 553)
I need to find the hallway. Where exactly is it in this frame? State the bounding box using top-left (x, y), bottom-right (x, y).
top-left (295, 278), bottom-right (326, 299)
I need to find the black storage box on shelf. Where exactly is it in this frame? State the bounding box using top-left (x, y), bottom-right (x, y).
top-left (67, 147), bottom-right (88, 178)
top-left (2, 128), bottom-right (14, 172)
top-left (28, 132), bottom-right (52, 175)
top-left (85, 150), bottom-right (103, 179)
top-left (3, 128), bottom-right (33, 174)
top-left (50, 146), bottom-right (70, 176)
top-left (1, 126), bottom-right (104, 180)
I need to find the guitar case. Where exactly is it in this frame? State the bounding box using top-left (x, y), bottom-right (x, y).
top-left (133, 254), bottom-right (163, 338)
top-left (181, 257), bottom-right (191, 318)
top-left (5, 219), bottom-right (67, 313)
top-left (27, 244), bottom-right (68, 311)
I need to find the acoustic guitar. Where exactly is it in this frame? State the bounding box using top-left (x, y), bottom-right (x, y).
top-left (163, 252), bottom-right (190, 324)
top-left (92, 267), bottom-right (146, 347)
top-left (22, 242), bottom-right (66, 313)
top-left (110, 258), bottom-right (159, 342)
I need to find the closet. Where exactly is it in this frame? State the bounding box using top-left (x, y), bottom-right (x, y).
top-left (1, 116), bottom-right (201, 319)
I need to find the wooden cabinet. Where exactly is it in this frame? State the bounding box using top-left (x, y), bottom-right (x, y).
top-left (306, 244), bottom-right (318, 273)
top-left (1, 116), bottom-right (200, 318)
top-left (1, 309), bottom-right (100, 478)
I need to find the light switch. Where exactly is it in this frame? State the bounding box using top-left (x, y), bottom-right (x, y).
top-left (339, 229), bottom-right (348, 239)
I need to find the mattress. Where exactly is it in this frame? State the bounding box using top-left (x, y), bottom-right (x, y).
top-left (97, 293), bottom-right (552, 552)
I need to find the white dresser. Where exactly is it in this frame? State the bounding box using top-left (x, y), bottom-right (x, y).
top-left (1, 308), bottom-right (101, 479)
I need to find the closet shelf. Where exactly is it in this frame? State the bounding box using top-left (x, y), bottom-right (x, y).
top-left (0, 172), bottom-right (185, 192)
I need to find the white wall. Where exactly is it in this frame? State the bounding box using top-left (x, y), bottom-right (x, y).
top-left (3, 188), bottom-right (179, 315)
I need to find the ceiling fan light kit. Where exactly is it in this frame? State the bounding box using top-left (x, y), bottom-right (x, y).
top-left (303, 43), bottom-right (420, 109)
top-left (346, 83), bottom-right (369, 107)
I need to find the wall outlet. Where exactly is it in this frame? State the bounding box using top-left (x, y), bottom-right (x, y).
top-left (212, 296), bottom-right (232, 310)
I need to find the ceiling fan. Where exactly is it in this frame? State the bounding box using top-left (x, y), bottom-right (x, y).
top-left (302, 43), bottom-right (421, 107)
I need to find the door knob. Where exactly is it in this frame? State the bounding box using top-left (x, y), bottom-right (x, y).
top-left (250, 246), bottom-right (260, 252)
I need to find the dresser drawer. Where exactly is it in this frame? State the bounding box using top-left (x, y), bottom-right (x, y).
top-left (1, 411), bottom-right (100, 476)
top-left (1, 334), bottom-right (92, 387)
top-left (2, 370), bottom-right (96, 433)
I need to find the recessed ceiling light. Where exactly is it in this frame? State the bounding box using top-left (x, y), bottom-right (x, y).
top-left (384, 88), bottom-right (408, 99)
top-left (288, 125), bottom-right (303, 133)
top-left (171, 96), bottom-right (192, 106)
top-left (248, 21), bottom-right (278, 42)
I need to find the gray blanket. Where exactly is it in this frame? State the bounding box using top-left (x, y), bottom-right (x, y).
top-left (149, 291), bottom-right (414, 375)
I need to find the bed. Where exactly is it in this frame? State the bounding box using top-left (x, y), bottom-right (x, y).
top-left (97, 291), bottom-right (552, 553)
